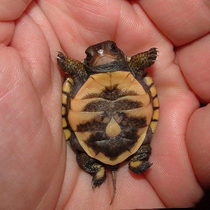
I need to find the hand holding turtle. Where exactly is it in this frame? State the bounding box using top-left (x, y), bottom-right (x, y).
top-left (0, 0), bottom-right (209, 209)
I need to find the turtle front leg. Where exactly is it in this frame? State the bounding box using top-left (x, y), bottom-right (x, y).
top-left (76, 152), bottom-right (107, 187)
top-left (129, 144), bottom-right (152, 174)
top-left (128, 48), bottom-right (158, 72)
top-left (57, 52), bottom-right (88, 95)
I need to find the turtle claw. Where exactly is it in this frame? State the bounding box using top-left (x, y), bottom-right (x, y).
top-left (76, 153), bottom-right (107, 188)
top-left (129, 144), bottom-right (152, 174)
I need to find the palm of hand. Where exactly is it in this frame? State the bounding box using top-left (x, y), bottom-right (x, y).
top-left (1, 1), bottom-right (210, 209)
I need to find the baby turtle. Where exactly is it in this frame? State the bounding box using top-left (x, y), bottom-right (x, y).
top-left (57, 40), bottom-right (159, 204)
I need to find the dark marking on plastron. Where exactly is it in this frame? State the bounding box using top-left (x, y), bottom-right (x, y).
top-left (77, 120), bottom-right (107, 132)
top-left (85, 134), bottom-right (139, 160)
top-left (120, 127), bottom-right (139, 140)
top-left (84, 100), bottom-right (110, 112)
top-left (114, 100), bottom-right (142, 110)
top-left (83, 88), bottom-right (138, 100)
top-left (84, 125), bottom-right (140, 159)
top-left (84, 99), bottom-right (142, 112)
top-left (76, 113), bottom-right (111, 132)
top-left (114, 112), bottom-right (147, 128)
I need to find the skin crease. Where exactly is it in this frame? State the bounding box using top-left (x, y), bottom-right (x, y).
top-left (0, 0), bottom-right (210, 209)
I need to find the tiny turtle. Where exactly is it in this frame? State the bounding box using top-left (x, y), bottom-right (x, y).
top-left (57, 41), bottom-right (159, 204)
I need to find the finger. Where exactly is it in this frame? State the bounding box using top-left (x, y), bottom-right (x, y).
top-left (140, 0), bottom-right (210, 46)
top-left (186, 104), bottom-right (210, 190)
top-left (176, 34), bottom-right (210, 103)
top-left (39, 0), bottom-right (166, 58)
top-left (0, 22), bottom-right (14, 47)
top-left (10, 6), bottom-right (62, 121)
top-left (38, 0), bottom-right (122, 58)
top-left (0, 0), bottom-right (32, 21)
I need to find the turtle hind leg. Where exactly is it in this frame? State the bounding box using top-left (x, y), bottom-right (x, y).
top-left (76, 153), bottom-right (107, 187)
top-left (128, 144), bottom-right (152, 174)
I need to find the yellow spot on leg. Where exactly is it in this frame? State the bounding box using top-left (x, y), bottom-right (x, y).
top-left (129, 160), bottom-right (142, 168)
top-left (95, 166), bottom-right (105, 180)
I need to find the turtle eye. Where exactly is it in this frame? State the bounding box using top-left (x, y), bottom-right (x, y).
top-left (86, 52), bottom-right (92, 61)
top-left (85, 48), bottom-right (94, 62)
top-left (107, 42), bottom-right (118, 52)
top-left (111, 43), bottom-right (118, 51)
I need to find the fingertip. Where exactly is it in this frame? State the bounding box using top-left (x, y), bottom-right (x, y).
top-left (186, 104), bottom-right (210, 190)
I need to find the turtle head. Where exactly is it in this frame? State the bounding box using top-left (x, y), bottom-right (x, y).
top-left (84, 41), bottom-right (125, 67)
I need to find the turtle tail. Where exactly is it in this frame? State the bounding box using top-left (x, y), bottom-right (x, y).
top-left (110, 170), bottom-right (117, 205)
top-left (109, 164), bottom-right (120, 205)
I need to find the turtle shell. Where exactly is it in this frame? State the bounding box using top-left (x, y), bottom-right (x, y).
top-left (62, 70), bottom-right (159, 165)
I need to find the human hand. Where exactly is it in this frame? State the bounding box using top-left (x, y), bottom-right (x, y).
top-left (0, 1), bottom-right (210, 209)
